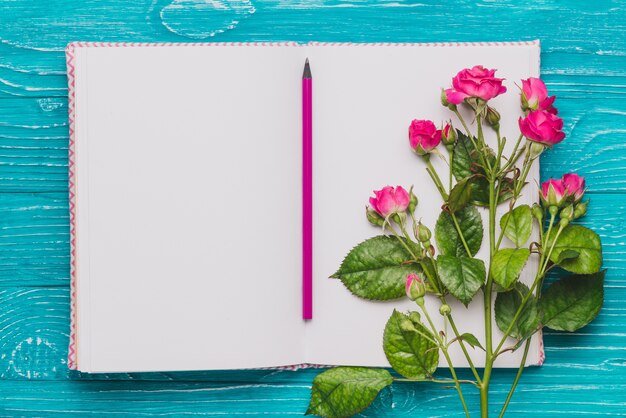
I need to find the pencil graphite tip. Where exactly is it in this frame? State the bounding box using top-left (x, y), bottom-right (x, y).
top-left (303, 58), bottom-right (312, 79)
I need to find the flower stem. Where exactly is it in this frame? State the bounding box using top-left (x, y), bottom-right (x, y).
top-left (426, 157), bottom-right (449, 199)
top-left (453, 108), bottom-right (473, 137)
top-left (445, 312), bottom-right (483, 384)
top-left (417, 299), bottom-right (471, 418)
top-left (450, 211), bottom-right (473, 257)
top-left (498, 338), bottom-right (531, 418)
top-left (480, 175), bottom-right (497, 418)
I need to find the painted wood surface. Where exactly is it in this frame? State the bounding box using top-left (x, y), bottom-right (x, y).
top-left (0, 0), bottom-right (625, 416)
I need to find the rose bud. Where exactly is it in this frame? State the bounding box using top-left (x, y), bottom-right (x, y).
top-left (406, 273), bottom-right (426, 301)
top-left (439, 304), bottom-right (451, 316)
top-left (562, 173), bottom-right (585, 203)
top-left (441, 122), bottom-right (457, 147)
top-left (365, 207), bottom-right (385, 227)
top-left (369, 186), bottom-right (410, 218)
top-left (441, 89), bottom-right (457, 110)
top-left (409, 119), bottom-right (442, 156)
top-left (518, 110), bottom-right (566, 146)
top-left (532, 203), bottom-right (544, 222)
top-left (444, 65), bottom-right (507, 105)
top-left (415, 222), bottom-right (432, 243)
top-left (560, 204), bottom-right (574, 221)
top-left (540, 178), bottom-right (567, 208)
top-left (521, 77), bottom-right (557, 114)
top-left (486, 107), bottom-right (501, 130)
top-left (408, 186), bottom-right (418, 214)
top-left (574, 200), bottom-right (588, 219)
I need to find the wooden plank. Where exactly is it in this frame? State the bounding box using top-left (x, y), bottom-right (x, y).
top-left (0, 193), bottom-right (68, 286)
top-left (0, 379), bottom-right (625, 417)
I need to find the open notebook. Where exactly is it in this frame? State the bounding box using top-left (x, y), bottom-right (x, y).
top-left (66, 41), bottom-right (542, 373)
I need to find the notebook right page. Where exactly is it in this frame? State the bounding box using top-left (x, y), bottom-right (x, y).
top-left (305, 42), bottom-right (541, 368)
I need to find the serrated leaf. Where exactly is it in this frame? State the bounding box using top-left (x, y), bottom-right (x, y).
top-left (495, 283), bottom-right (539, 339)
top-left (540, 271), bottom-right (605, 332)
top-left (459, 333), bottom-right (485, 351)
top-left (437, 255), bottom-right (486, 306)
top-left (491, 248), bottom-right (531, 290)
top-left (435, 206), bottom-right (483, 257)
top-left (306, 367), bottom-right (393, 418)
top-left (452, 130), bottom-right (478, 181)
top-left (452, 130), bottom-right (496, 181)
top-left (331, 236), bottom-right (420, 300)
top-left (383, 310), bottom-right (439, 378)
top-left (448, 177), bottom-right (473, 212)
top-left (470, 176), bottom-right (515, 207)
top-left (500, 205), bottom-right (533, 247)
top-left (547, 225), bottom-right (602, 274)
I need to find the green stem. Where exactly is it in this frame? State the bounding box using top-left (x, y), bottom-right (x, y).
top-left (453, 109), bottom-right (473, 137)
top-left (451, 212), bottom-right (473, 257)
top-left (481, 175), bottom-right (497, 418)
top-left (498, 339), bottom-right (531, 418)
top-left (449, 148), bottom-right (455, 191)
top-left (476, 114), bottom-right (492, 174)
top-left (417, 299), bottom-right (471, 418)
top-left (445, 312), bottom-right (483, 384)
top-left (500, 135), bottom-right (524, 176)
top-left (426, 158), bottom-right (449, 198)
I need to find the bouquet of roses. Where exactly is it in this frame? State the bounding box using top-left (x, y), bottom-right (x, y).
top-left (305, 66), bottom-right (604, 418)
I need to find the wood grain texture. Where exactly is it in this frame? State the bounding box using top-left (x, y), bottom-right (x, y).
top-left (0, 0), bottom-right (625, 416)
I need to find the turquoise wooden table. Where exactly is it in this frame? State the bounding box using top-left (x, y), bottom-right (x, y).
top-left (0, 1), bottom-right (625, 416)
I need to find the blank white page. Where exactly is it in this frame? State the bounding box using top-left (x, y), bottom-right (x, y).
top-left (305, 43), bottom-right (541, 368)
top-left (73, 44), bottom-right (306, 372)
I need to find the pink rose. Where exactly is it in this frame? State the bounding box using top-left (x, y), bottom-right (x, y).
top-left (540, 178), bottom-right (567, 207)
top-left (441, 122), bottom-right (457, 146)
top-left (521, 77), bottom-right (557, 114)
top-left (444, 65), bottom-right (507, 104)
top-left (409, 119), bottom-right (441, 155)
top-left (518, 110), bottom-right (566, 146)
top-left (405, 273), bottom-right (425, 301)
top-left (562, 173), bottom-right (585, 202)
top-left (369, 186), bottom-right (410, 218)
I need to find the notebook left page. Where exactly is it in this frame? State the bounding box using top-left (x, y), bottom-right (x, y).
top-left (70, 43), bottom-right (305, 372)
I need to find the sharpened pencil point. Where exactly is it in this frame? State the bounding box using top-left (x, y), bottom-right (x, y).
top-left (303, 58), bottom-right (312, 79)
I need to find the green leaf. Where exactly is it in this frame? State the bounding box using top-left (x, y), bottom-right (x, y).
top-left (437, 255), bottom-right (486, 306)
top-left (448, 177), bottom-right (473, 212)
top-left (500, 205), bottom-right (533, 247)
top-left (458, 333), bottom-right (485, 351)
top-left (547, 225), bottom-right (602, 274)
top-left (435, 206), bottom-right (483, 257)
top-left (540, 271), bottom-right (605, 332)
top-left (556, 249), bottom-right (580, 264)
top-left (491, 248), bottom-right (531, 290)
top-left (306, 367), bottom-right (393, 418)
top-left (495, 283), bottom-right (539, 339)
top-left (331, 236), bottom-right (420, 300)
top-left (451, 130), bottom-right (496, 179)
top-left (469, 176), bottom-right (515, 207)
top-left (383, 310), bottom-right (439, 378)
top-left (452, 129), bottom-right (477, 181)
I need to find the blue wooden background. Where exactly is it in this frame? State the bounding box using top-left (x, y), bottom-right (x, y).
top-left (0, 1), bottom-right (625, 416)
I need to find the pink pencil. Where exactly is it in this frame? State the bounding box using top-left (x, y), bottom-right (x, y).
top-left (302, 58), bottom-right (313, 320)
